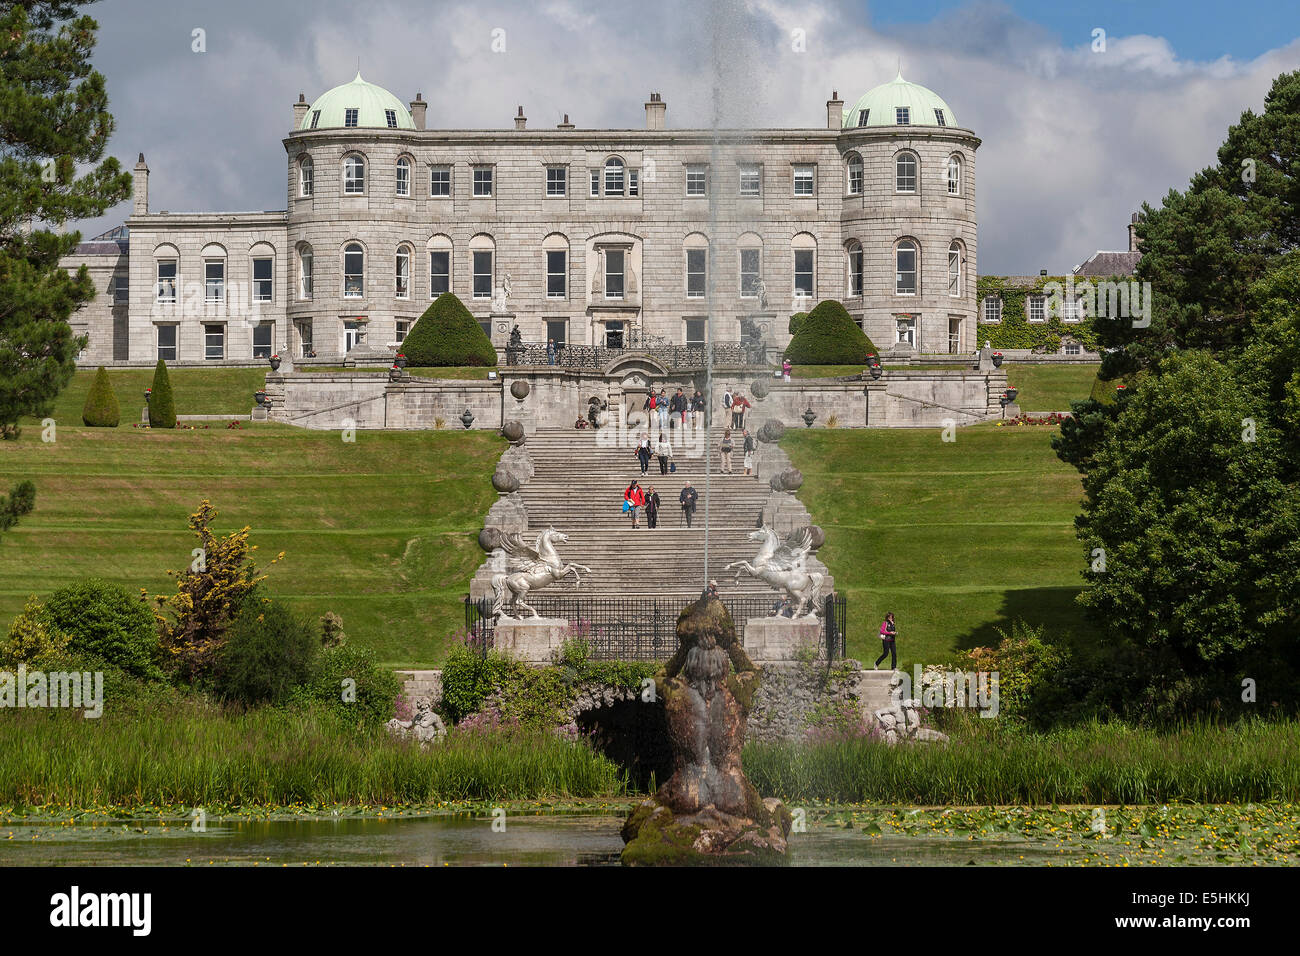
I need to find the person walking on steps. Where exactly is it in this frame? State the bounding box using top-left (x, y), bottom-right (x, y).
top-left (645, 485), bottom-right (661, 529)
top-left (731, 391), bottom-right (751, 430)
top-left (691, 390), bottom-right (705, 428)
top-left (657, 388), bottom-right (670, 430)
top-left (720, 428), bottom-right (734, 474)
top-left (679, 481), bottom-right (698, 528)
top-left (625, 480), bottom-right (645, 529)
top-left (643, 390), bottom-right (657, 426)
top-left (875, 612), bottom-right (897, 670)
top-left (635, 432), bottom-right (652, 476)
top-left (656, 431), bottom-right (673, 475)
top-left (742, 428), bottom-right (755, 476)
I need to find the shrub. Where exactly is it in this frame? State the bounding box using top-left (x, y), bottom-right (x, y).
top-left (148, 358), bottom-right (176, 428)
top-left (43, 579), bottom-right (161, 679)
top-left (401, 292), bottom-right (497, 367)
top-left (784, 299), bottom-right (876, 365)
top-left (290, 643), bottom-right (400, 726)
top-left (956, 620), bottom-right (1077, 730)
top-left (212, 600), bottom-right (318, 707)
top-left (788, 311), bottom-right (809, 336)
top-left (0, 595), bottom-right (69, 666)
top-left (440, 644), bottom-right (514, 723)
top-left (81, 366), bottom-right (120, 427)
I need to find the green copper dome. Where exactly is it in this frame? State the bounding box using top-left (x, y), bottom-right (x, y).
top-left (842, 73), bottom-right (957, 130)
top-left (299, 73), bottom-right (415, 131)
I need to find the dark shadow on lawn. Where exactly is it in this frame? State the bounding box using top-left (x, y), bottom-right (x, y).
top-left (951, 586), bottom-right (1095, 651)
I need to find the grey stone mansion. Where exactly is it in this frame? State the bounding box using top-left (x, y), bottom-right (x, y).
top-left (62, 71), bottom-right (980, 365)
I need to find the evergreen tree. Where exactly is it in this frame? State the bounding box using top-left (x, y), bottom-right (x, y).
top-left (148, 358), bottom-right (176, 427)
top-left (0, 1), bottom-right (133, 534)
top-left (81, 364), bottom-right (119, 425)
top-left (402, 292), bottom-right (497, 367)
top-left (783, 299), bottom-right (875, 365)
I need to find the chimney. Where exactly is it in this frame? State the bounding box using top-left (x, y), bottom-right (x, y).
top-left (644, 92), bottom-right (666, 130)
top-left (1128, 212), bottom-right (1142, 252)
top-left (557, 113), bottom-right (574, 130)
top-left (133, 153), bottom-right (149, 216)
top-left (514, 105), bottom-right (527, 130)
top-left (827, 90), bottom-right (844, 130)
top-left (293, 92), bottom-right (309, 128)
top-left (410, 93), bottom-right (426, 131)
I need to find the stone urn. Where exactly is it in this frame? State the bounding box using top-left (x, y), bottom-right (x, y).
top-left (992, 351), bottom-right (1004, 369)
top-left (269, 354), bottom-right (281, 371)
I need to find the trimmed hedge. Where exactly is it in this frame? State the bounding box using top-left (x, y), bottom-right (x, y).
top-left (788, 311), bottom-right (809, 336)
top-left (81, 366), bottom-right (120, 427)
top-left (148, 359), bottom-right (177, 428)
top-left (402, 292), bottom-right (498, 367)
top-left (784, 299), bottom-right (876, 365)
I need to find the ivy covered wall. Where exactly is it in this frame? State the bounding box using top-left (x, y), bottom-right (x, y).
top-left (975, 275), bottom-right (1106, 351)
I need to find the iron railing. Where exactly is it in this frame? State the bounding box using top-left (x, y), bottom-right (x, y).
top-left (464, 593), bottom-right (847, 662)
top-left (503, 342), bottom-right (768, 370)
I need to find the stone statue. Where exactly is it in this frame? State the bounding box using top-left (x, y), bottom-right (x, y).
top-left (757, 277), bottom-right (768, 309)
top-left (503, 272), bottom-right (513, 301)
top-left (508, 324), bottom-right (523, 348)
top-left (874, 672), bottom-right (949, 746)
top-left (621, 594), bottom-right (792, 863)
top-left (724, 526), bottom-right (825, 618)
top-left (490, 527), bottom-right (591, 620)
top-left (385, 697), bottom-right (447, 746)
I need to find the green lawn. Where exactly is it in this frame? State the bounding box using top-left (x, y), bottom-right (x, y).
top-left (310, 366), bottom-right (495, 379)
top-left (0, 420), bottom-right (501, 668)
top-left (30, 366), bottom-right (267, 428)
top-left (1005, 363), bottom-right (1099, 412)
top-left (782, 426), bottom-right (1095, 668)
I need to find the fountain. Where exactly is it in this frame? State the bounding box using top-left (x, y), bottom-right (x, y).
top-left (620, 593), bottom-right (793, 864)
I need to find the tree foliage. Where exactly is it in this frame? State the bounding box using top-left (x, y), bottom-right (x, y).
top-left (43, 578), bottom-right (161, 678)
top-left (783, 299), bottom-right (876, 365)
top-left (81, 364), bottom-right (119, 426)
top-left (148, 359), bottom-right (176, 427)
top-left (401, 292), bottom-right (497, 367)
top-left (212, 600), bottom-right (318, 707)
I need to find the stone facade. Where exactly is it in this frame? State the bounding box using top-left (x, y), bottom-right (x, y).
top-left (61, 78), bottom-right (980, 367)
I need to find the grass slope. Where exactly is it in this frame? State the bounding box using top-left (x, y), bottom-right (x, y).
top-left (782, 425), bottom-right (1094, 666)
top-left (0, 417), bottom-right (500, 667)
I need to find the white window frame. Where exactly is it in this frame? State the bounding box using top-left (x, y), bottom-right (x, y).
top-left (251, 321), bottom-right (274, 359)
top-left (156, 323), bottom-right (178, 362)
top-left (343, 155), bottom-right (365, 195)
top-left (252, 256), bottom-right (273, 303)
top-left (685, 164), bottom-right (708, 197)
top-left (343, 244), bottom-right (364, 298)
top-left (298, 247), bottom-right (313, 300)
top-left (793, 248), bottom-right (815, 297)
top-left (344, 107), bottom-right (359, 128)
top-left (738, 164), bottom-right (761, 197)
top-left (895, 241), bottom-right (917, 296)
top-left (156, 259), bottom-right (177, 303)
top-left (948, 243), bottom-right (962, 298)
top-left (472, 165), bottom-right (493, 197)
top-left (429, 249), bottom-right (451, 297)
top-left (604, 158), bottom-right (625, 196)
top-left (793, 164), bottom-right (815, 196)
top-left (983, 297), bottom-right (1003, 324)
top-left (603, 249), bottom-right (625, 300)
top-left (395, 246), bottom-right (411, 299)
top-left (848, 245), bottom-right (863, 297)
top-left (895, 106), bottom-right (910, 125)
top-left (947, 155), bottom-right (962, 196)
top-left (546, 165), bottom-right (567, 197)
top-left (847, 156), bottom-right (863, 195)
top-left (430, 165), bottom-right (451, 197)
top-left (546, 249), bottom-right (567, 299)
top-left (1028, 295), bottom-right (1047, 323)
top-left (299, 157), bottom-right (313, 197)
top-left (396, 158), bottom-right (410, 197)
top-left (204, 258), bottom-right (225, 303)
top-left (203, 322), bottom-right (225, 361)
top-left (896, 152), bottom-right (917, 193)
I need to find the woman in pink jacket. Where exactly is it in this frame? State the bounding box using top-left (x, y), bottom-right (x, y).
top-left (874, 612), bottom-right (897, 670)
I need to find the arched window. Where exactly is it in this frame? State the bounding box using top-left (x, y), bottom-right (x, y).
top-left (427, 235), bottom-right (452, 297)
top-left (846, 240), bottom-right (864, 297)
top-left (895, 152), bottom-right (917, 194)
top-left (343, 155), bottom-right (365, 194)
top-left (604, 157), bottom-right (625, 196)
top-left (738, 232), bottom-right (763, 299)
top-left (298, 244), bottom-right (313, 299)
top-left (948, 241), bottom-right (963, 297)
top-left (846, 153), bottom-right (863, 196)
top-left (543, 233), bottom-right (569, 299)
top-left (396, 157), bottom-right (410, 197)
top-left (947, 154), bottom-right (962, 196)
top-left (684, 232), bottom-right (709, 299)
top-left (299, 156), bottom-right (313, 197)
top-left (343, 243), bottom-right (364, 297)
top-left (792, 233), bottom-right (816, 299)
top-left (469, 234), bottom-right (495, 300)
top-left (395, 244), bottom-right (411, 298)
top-left (895, 240), bottom-right (917, 295)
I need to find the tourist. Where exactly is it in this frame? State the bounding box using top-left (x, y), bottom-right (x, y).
top-left (782, 358), bottom-right (792, 382)
top-left (645, 485), bottom-right (661, 529)
top-left (722, 386), bottom-right (734, 421)
top-left (691, 390), bottom-right (705, 428)
top-left (670, 387), bottom-right (688, 428)
top-left (547, 338), bottom-right (556, 366)
top-left (643, 389), bottom-right (657, 424)
top-left (679, 481), bottom-right (698, 528)
top-left (742, 428), bottom-right (755, 476)
top-left (655, 431), bottom-right (673, 475)
top-left (625, 479), bottom-right (645, 529)
top-left (875, 612), bottom-right (897, 670)
top-left (731, 391), bottom-right (752, 430)
top-left (705, 579), bottom-right (719, 600)
top-left (657, 388), bottom-right (670, 429)
top-left (720, 428), bottom-right (734, 474)
top-left (635, 431), bottom-right (652, 476)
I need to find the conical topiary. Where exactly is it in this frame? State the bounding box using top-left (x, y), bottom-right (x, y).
top-left (784, 299), bottom-right (877, 365)
top-left (81, 366), bottom-right (121, 427)
top-left (402, 292), bottom-right (498, 367)
top-left (148, 358), bottom-right (177, 428)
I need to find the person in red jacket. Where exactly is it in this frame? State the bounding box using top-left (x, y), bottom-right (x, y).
top-left (624, 479), bottom-right (645, 529)
top-left (874, 612), bottom-right (897, 670)
top-left (731, 392), bottom-right (752, 429)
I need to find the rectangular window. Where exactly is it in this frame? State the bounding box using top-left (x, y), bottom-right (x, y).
top-left (546, 249), bottom-right (566, 298)
top-left (628, 169), bottom-right (638, 196)
top-left (794, 249), bottom-right (815, 296)
top-left (1065, 342), bottom-right (1082, 355)
top-left (472, 166), bottom-right (493, 197)
top-left (395, 248), bottom-right (410, 298)
top-left (429, 251), bottom-right (450, 296)
top-left (344, 108), bottom-right (359, 128)
top-left (686, 164), bottom-right (708, 196)
top-left (896, 107), bottom-right (910, 125)
top-left (896, 247), bottom-right (917, 295)
top-left (396, 319), bottom-right (410, 343)
top-left (252, 257), bottom-right (273, 302)
top-left (309, 110), bottom-right (320, 129)
top-left (204, 259), bottom-right (224, 302)
top-left (1063, 295), bottom-right (1082, 322)
top-left (385, 109), bottom-right (398, 129)
top-left (344, 321), bottom-right (361, 352)
top-left (793, 165), bottom-right (815, 196)
top-left (546, 166), bottom-right (567, 196)
top-left (590, 169), bottom-right (600, 196)
top-left (934, 108), bottom-right (946, 126)
top-left (297, 319), bottom-right (313, 357)
top-left (857, 108), bottom-right (869, 126)
top-left (850, 248), bottom-right (864, 296)
top-left (983, 297), bottom-right (1002, 323)
top-left (156, 260), bottom-right (177, 302)
top-left (299, 251), bottom-right (313, 299)
top-left (545, 318), bottom-right (567, 349)
top-left (344, 158), bottom-right (364, 194)
top-left (604, 249), bottom-right (625, 299)
top-left (300, 163), bottom-right (313, 197)
top-left (252, 321), bottom-right (273, 359)
top-left (740, 248), bottom-right (760, 297)
top-left (685, 318), bottom-right (706, 348)
top-left (1028, 295), bottom-right (1046, 322)
top-left (396, 162), bottom-right (410, 197)
top-left (896, 315), bottom-right (916, 347)
top-left (156, 324), bottom-right (177, 362)
top-left (604, 320), bottom-right (624, 348)
top-left (430, 166), bottom-right (451, 196)
top-left (472, 250), bottom-right (493, 299)
top-left (686, 248), bottom-right (707, 298)
top-left (203, 323), bottom-right (225, 360)
top-left (113, 274), bottom-right (129, 303)
top-left (848, 162), bottom-right (863, 195)
top-left (739, 164), bottom-right (761, 197)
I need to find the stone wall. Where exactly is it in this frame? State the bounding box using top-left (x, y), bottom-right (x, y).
top-left (749, 662), bottom-right (893, 744)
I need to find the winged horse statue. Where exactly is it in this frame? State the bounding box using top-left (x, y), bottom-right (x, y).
top-left (491, 528), bottom-right (592, 620)
top-left (724, 526), bottom-right (825, 618)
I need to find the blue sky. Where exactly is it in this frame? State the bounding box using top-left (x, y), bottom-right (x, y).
top-left (79, 0), bottom-right (1300, 273)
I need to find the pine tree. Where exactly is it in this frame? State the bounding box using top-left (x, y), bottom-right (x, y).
top-left (81, 365), bottom-right (120, 426)
top-left (148, 359), bottom-right (176, 427)
top-left (0, 2), bottom-right (133, 534)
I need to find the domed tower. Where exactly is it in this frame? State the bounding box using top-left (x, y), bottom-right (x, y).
top-left (283, 74), bottom-right (422, 360)
top-left (837, 72), bottom-right (979, 356)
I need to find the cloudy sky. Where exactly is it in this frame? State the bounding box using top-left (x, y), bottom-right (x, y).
top-left (79, 0), bottom-right (1300, 273)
